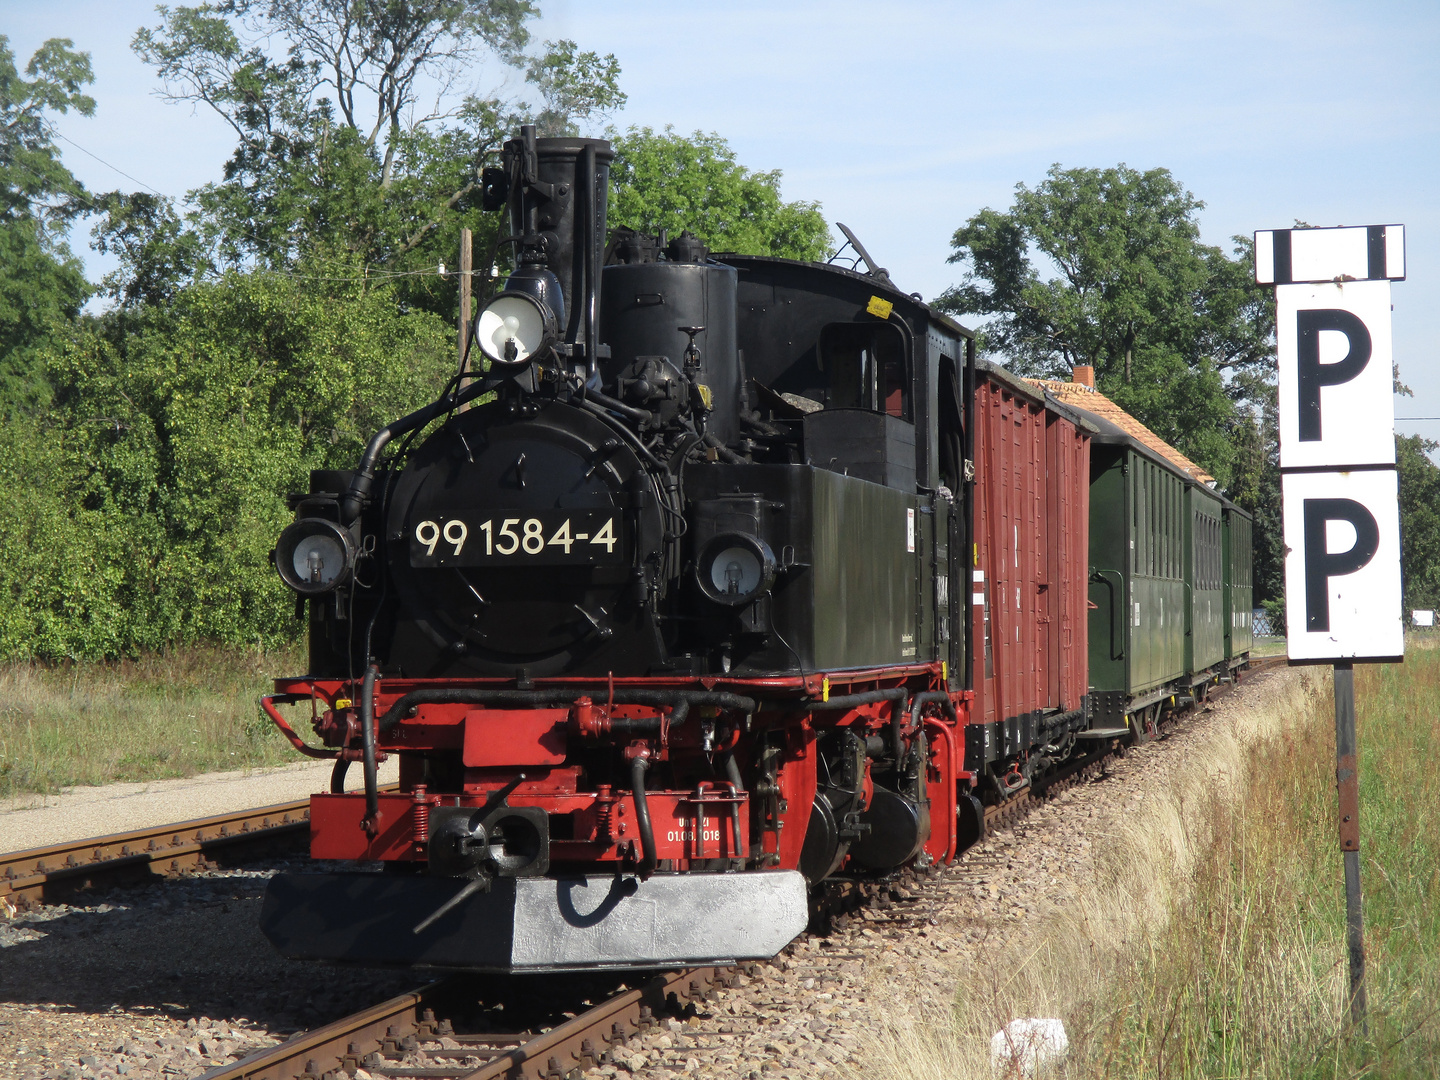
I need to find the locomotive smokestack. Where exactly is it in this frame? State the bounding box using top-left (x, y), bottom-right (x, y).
top-left (503, 128), bottom-right (614, 381)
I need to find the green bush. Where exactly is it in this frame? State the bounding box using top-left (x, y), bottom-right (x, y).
top-left (0, 269), bottom-right (452, 660)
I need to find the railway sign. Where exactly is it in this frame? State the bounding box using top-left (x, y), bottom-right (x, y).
top-left (1259, 224), bottom-right (1406, 662)
top-left (1258, 221), bottom-right (1408, 1035)
top-left (1280, 469), bottom-right (1403, 662)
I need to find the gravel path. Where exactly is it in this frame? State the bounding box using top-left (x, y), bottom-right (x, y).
top-left (0, 759), bottom-right (400, 854)
top-left (0, 667), bottom-right (1299, 1080)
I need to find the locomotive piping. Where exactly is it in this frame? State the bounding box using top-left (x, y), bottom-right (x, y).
top-left (804, 688), bottom-right (911, 761)
top-left (374, 688), bottom-right (760, 733)
top-left (584, 386), bottom-right (652, 425)
top-left (583, 141), bottom-right (600, 388)
top-left (910, 691), bottom-right (958, 762)
top-left (339, 380), bottom-right (492, 522)
top-left (360, 664), bottom-right (380, 834)
top-left (703, 432), bottom-right (746, 464)
top-left (630, 756), bottom-right (657, 879)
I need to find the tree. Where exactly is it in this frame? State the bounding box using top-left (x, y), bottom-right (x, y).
top-left (1397, 434), bottom-right (1440, 614)
top-left (123, 3), bottom-right (624, 318)
top-left (0, 36), bottom-right (95, 410)
top-left (608, 126), bottom-right (832, 261)
top-left (937, 164), bottom-right (1274, 488)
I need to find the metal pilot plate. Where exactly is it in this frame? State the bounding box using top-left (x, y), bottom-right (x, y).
top-left (261, 870), bottom-right (808, 972)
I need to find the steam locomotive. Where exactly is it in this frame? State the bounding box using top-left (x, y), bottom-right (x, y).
top-left (258, 126), bottom-right (1251, 973)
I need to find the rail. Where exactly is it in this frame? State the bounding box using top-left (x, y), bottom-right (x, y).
top-left (199, 967), bottom-right (728, 1080)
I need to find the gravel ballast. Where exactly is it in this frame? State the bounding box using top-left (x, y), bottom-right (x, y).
top-left (0, 668), bottom-right (1298, 1079)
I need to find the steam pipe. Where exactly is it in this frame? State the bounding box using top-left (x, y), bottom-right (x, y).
top-left (584, 140), bottom-right (601, 388)
top-left (360, 664), bottom-right (380, 833)
top-left (630, 756), bottom-right (657, 879)
top-left (338, 379), bottom-right (490, 523)
top-left (585, 387), bottom-right (651, 425)
top-left (703, 432), bottom-right (746, 464)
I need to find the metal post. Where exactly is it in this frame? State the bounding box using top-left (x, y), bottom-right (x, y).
top-left (458, 227), bottom-right (473, 372)
top-left (1333, 661), bottom-right (1367, 1032)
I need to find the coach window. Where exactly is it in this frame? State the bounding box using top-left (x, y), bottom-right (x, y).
top-left (817, 322), bottom-right (910, 418)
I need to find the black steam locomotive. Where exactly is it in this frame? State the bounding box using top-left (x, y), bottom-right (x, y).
top-left (257, 125), bottom-right (1242, 975)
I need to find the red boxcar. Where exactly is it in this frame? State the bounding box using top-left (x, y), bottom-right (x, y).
top-left (967, 362), bottom-right (1091, 790)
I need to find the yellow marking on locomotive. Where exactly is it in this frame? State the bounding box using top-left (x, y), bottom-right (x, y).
top-left (822, 676), bottom-right (830, 702)
top-left (866, 295), bottom-right (894, 319)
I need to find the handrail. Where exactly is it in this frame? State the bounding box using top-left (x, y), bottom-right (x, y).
top-left (259, 694), bottom-right (339, 759)
top-left (1090, 569), bottom-right (1126, 661)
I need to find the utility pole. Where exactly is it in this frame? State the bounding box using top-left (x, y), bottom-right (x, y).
top-left (457, 227), bottom-right (472, 411)
top-left (458, 227), bottom-right (473, 374)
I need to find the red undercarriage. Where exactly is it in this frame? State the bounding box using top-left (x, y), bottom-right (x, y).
top-left (263, 665), bottom-right (975, 876)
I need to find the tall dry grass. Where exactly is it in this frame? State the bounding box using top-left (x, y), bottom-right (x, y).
top-left (0, 643), bottom-right (305, 799)
top-left (868, 646), bottom-right (1440, 1078)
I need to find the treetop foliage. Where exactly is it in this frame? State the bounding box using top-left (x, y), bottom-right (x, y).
top-left (117, 1), bottom-right (625, 317)
top-left (0, 35), bottom-right (96, 410)
top-left (0, 269), bottom-right (454, 660)
top-left (937, 162), bottom-right (1275, 491)
top-left (608, 126), bottom-right (832, 262)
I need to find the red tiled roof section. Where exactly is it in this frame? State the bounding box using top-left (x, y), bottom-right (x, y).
top-left (1026, 378), bottom-right (1216, 486)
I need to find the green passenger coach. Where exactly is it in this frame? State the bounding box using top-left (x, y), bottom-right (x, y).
top-left (1081, 413), bottom-right (1188, 737)
top-left (1222, 501), bottom-right (1254, 663)
top-left (1185, 481), bottom-right (1225, 680)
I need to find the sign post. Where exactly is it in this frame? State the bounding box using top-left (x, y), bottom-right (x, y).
top-left (1256, 223), bottom-right (1407, 1032)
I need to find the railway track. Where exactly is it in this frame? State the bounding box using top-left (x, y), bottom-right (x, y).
top-left (0, 798), bottom-right (314, 908)
top-left (200, 967), bottom-right (731, 1080)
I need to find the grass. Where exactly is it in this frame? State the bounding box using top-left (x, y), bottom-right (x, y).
top-left (867, 639), bottom-right (1440, 1079)
top-left (0, 644), bottom-right (307, 801)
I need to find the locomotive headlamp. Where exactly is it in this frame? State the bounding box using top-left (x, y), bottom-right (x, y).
top-left (475, 291), bottom-right (556, 367)
top-left (696, 533), bottom-right (777, 606)
top-left (275, 518), bottom-right (355, 596)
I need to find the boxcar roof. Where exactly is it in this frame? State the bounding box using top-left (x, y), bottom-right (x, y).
top-left (973, 360), bottom-right (1099, 434)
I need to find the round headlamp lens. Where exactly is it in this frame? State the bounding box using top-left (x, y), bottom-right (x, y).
top-left (293, 533), bottom-right (344, 587)
top-left (476, 292), bottom-right (554, 365)
top-left (710, 546), bottom-right (763, 598)
top-left (697, 534), bottom-right (776, 606)
top-left (276, 518), bottom-right (354, 595)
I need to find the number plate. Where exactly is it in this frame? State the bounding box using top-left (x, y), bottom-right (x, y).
top-left (408, 509), bottom-right (625, 567)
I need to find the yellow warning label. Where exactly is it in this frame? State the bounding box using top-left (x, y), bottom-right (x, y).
top-left (821, 676), bottom-right (830, 702)
top-left (697, 383), bottom-right (713, 409)
top-left (335, 698), bottom-right (353, 710)
top-left (866, 295), bottom-right (894, 319)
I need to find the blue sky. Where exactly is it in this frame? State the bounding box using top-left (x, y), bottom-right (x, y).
top-left (6, 0), bottom-right (1438, 443)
